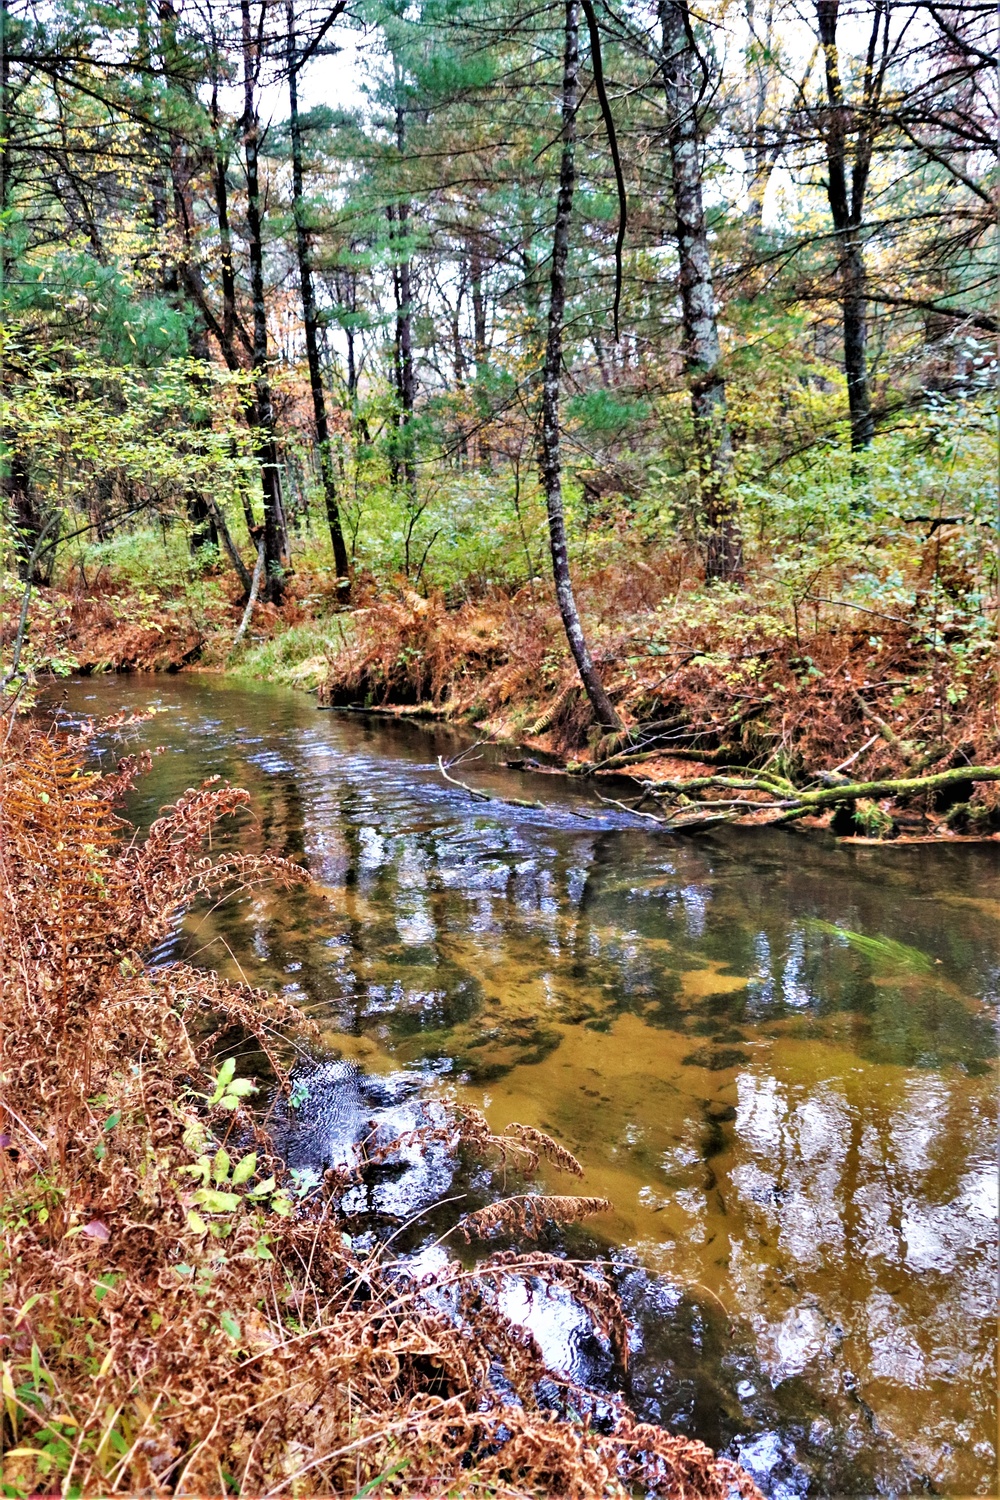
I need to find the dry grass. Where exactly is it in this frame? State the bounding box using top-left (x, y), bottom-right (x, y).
top-left (0, 706), bottom-right (762, 1498)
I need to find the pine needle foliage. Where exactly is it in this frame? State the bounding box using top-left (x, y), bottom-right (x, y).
top-left (0, 710), bottom-right (761, 1499)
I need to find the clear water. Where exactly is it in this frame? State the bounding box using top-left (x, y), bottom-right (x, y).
top-left (54, 673), bottom-right (999, 1496)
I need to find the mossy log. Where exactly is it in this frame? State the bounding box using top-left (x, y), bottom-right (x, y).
top-left (642, 764), bottom-right (1000, 832)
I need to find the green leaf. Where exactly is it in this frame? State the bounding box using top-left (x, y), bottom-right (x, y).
top-left (220, 1313), bottom-right (241, 1341)
top-left (269, 1192), bottom-right (293, 1218)
top-left (355, 1458), bottom-right (411, 1495)
top-left (209, 1058), bottom-right (237, 1103)
top-left (231, 1152), bottom-right (257, 1186)
top-left (245, 1175), bottom-right (275, 1198)
top-left (186, 1211), bottom-right (208, 1235)
top-left (193, 1188), bottom-right (241, 1214)
top-left (93, 1273), bottom-right (119, 1304)
top-left (103, 1111), bottom-right (121, 1132)
top-left (212, 1149), bottom-right (231, 1184)
top-left (224, 1078), bottom-right (256, 1098)
top-left (253, 1237), bottom-right (274, 1261)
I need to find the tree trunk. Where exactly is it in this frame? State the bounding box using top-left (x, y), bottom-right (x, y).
top-left (659, 0), bottom-right (742, 582)
top-left (240, 0), bottom-right (286, 605)
top-left (390, 94), bottom-right (417, 505)
top-left (539, 0), bottom-right (622, 736)
top-left (287, 0), bottom-right (350, 590)
top-left (470, 232), bottom-right (487, 371)
top-left (816, 0), bottom-right (874, 450)
top-left (5, 449), bottom-right (43, 582)
top-left (159, 5), bottom-right (221, 561)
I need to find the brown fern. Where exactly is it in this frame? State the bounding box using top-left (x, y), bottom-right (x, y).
top-left (458, 1194), bottom-right (612, 1241)
top-left (505, 1122), bottom-right (584, 1177)
top-left (454, 1108), bottom-right (583, 1179)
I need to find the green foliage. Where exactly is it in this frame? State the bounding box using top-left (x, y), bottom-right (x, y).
top-left (567, 390), bottom-right (652, 433)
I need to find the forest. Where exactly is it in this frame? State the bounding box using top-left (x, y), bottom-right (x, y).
top-left (1, 0), bottom-right (997, 828)
top-left (0, 0), bottom-right (998, 1494)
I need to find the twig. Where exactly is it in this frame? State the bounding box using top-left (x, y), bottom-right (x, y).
top-left (829, 734), bottom-right (880, 775)
top-left (593, 790), bottom-right (670, 823)
top-left (807, 595), bottom-right (912, 627)
top-left (437, 743), bottom-right (542, 808)
top-left (437, 754), bottom-right (492, 801)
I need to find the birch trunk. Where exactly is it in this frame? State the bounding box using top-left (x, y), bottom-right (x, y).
top-left (659, 0), bottom-right (742, 582)
top-left (539, 0), bottom-right (622, 735)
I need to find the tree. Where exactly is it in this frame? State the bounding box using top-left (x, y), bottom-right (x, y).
top-left (286, 0), bottom-right (350, 588)
top-left (658, 0), bottom-right (742, 580)
top-left (539, 0), bottom-right (622, 734)
top-left (240, 0), bottom-right (288, 602)
top-left (813, 0), bottom-right (887, 451)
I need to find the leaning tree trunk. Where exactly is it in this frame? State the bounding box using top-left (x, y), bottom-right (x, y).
top-left (659, 0), bottom-right (742, 582)
top-left (240, 0), bottom-right (286, 605)
top-left (539, 0), bottom-right (622, 735)
top-left (816, 0), bottom-right (874, 451)
top-left (287, 0), bottom-right (350, 590)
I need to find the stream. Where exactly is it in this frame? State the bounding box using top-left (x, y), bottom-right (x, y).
top-left (54, 672), bottom-right (998, 1496)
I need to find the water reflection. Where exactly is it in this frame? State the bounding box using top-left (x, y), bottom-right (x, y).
top-left (55, 674), bottom-right (998, 1495)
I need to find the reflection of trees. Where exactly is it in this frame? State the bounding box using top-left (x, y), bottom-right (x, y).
top-left (725, 1066), bottom-right (995, 1489)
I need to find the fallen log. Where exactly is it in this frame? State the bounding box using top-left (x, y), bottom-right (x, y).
top-left (640, 763), bottom-right (1000, 833)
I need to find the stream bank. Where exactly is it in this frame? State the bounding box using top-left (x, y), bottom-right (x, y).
top-left (13, 567), bottom-right (999, 842)
top-left (39, 672), bottom-right (1000, 1496)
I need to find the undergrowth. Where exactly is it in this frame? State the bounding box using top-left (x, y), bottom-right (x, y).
top-left (317, 580), bottom-right (1000, 833)
top-left (0, 707), bottom-right (761, 1498)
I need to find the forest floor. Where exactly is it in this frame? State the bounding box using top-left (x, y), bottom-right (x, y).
top-left (7, 546), bottom-right (1000, 840)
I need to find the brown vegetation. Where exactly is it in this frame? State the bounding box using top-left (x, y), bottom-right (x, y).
top-left (0, 709), bottom-right (762, 1498)
top-left (319, 578), bottom-right (1000, 838)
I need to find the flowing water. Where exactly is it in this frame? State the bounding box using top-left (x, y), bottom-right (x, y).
top-left (54, 673), bottom-right (998, 1496)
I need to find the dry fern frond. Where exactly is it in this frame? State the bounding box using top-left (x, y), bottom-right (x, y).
top-left (458, 1194), bottom-right (612, 1241)
top-left (476, 1249), bottom-right (630, 1368)
top-left (505, 1122), bottom-right (584, 1177)
top-left (453, 1104), bottom-right (536, 1171)
top-left (454, 1110), bottom-right (583, 1179)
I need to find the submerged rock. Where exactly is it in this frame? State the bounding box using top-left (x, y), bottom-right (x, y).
top-left (269, 1057), bottom-right (457, 1223)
